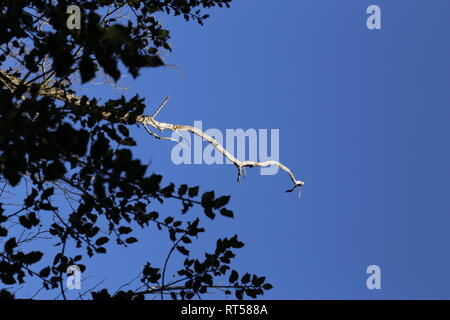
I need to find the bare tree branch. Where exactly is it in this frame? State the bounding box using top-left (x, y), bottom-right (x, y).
top-left (0, 70), bottom-right (304, 192)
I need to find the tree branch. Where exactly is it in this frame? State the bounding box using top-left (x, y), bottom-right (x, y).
top-left (0, 70), bottom-right (304, 192)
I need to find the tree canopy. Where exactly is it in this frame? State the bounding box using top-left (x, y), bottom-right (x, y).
top-left (0, 0), bottom-right (273, 300)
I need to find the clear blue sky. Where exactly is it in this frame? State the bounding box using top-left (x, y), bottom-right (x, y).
top-left (14, 0), bottom-right (450, 299)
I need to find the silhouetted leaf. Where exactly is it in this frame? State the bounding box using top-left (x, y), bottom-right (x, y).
top-left (229, 270), bottom-right (238, 283)
top-left (95, 237), bottom-right (109, 246)
top-left (0, 227), bottom-right (7, 237)
top-left (263, 283), bottom-right (273, 290)
top-left (118, 226), bottom-right (132, 234)
top-left (4, 237), bottom-right (17, 253)
top-left (39, 266), bottom-right (50, 278)
top-left (19, 212), bottom-right (40, 229)
top-left (125, 237), bottom-right (138, 244)
top-left (241, 273), bottom-right (251, 284)
top-left (188, 186), bottom-right (199, 198)
top-left (178, 184), bottom-right (188, 196)
top-left (177, 246), bottom-right (189, 256)
top-left (214, 196), bottom-right (230, 208)
top-left (220, 208), bottom-right (234, 218)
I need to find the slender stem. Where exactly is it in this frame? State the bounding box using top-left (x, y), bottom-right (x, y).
top-left (160, 230), bottom-right (188, 300)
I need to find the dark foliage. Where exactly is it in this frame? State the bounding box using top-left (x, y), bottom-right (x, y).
top-left (0, 0), bottom-right (271, 299)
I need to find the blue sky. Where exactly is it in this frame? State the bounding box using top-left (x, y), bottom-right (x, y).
top-left (10, 0), bottom-right (450, 299)
top-left (141, 0), bottom-right (450, 299)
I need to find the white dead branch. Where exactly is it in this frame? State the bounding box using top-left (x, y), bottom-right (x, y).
top-left (0, 70), bottom-right (304, 193)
